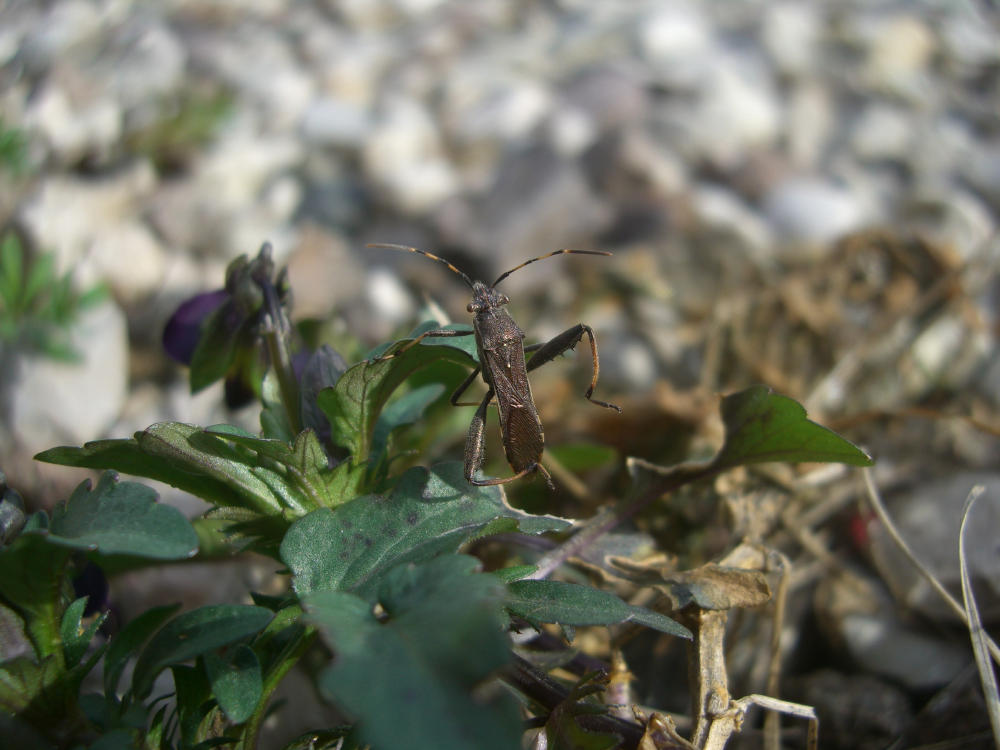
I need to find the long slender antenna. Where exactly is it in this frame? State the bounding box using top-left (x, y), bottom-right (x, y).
top-left (367, 243), bottom-right (475, 289)
top-left (491, 249), bottom-right (612, 288)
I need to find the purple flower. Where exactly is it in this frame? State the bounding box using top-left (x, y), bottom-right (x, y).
top-left (162, 289), bottom-right (228, 365)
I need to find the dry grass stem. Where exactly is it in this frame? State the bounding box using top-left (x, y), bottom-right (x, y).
top-left (958, 486), bottom-right (1000, 748)
top-left (863, 468), bottom-right (1000, 667)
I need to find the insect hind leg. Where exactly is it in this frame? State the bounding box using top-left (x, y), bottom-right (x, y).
top-left (463, 388), bottom-right (555, 490)
top-left (525, 324), bottom-right (622, 413)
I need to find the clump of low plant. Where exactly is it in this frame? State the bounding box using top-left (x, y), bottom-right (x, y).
top-left (0, 242), bottom-right (872, 750)
top-left (0, 233), bottom-right (106, 361)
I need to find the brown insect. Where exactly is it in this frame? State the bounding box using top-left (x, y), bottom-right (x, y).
top-left (369, 243), bottom-right (621, 488)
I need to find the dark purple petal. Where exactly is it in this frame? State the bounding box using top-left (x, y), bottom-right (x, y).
top-left (73, 561), bottom-right (109, 615)
top-left (162, 289), bottom-right (228, 364)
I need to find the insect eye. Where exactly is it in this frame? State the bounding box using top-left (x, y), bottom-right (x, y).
top-left (467, 302), bottom-right (478, 313)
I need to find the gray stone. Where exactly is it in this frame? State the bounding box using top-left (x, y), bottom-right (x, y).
top-left (362, 95), bottom-right (458, 215)
top-left (903, 187), bottom-right (995, 261)
top-left (18, 0), bottom-right (103, 73)
top-left (666, 53), bottom-right (782, 168)
top-left (690, 184), bottom-right (773, 262)
top-left (24, 78), bottom-right (122, 166)
top-left (816, 570), bottom-right (969, 690)
top-left (455, 145), bottom-right (613, 278)
top-left (187, 28), bottom-right (313, 128)
top-left (104, 22), bottom-right (187, 108)
top-left (786, 82), bottom-right (834, 168)
top-left (301, 97), bottom-right (372, 147)
top-left (940, 9), bottom-right (1000, 68)
top-left (443, 69), bottom-right (552, 145)
top-left (963, 141), bottom-right (1000, 212)
top-left (850, 103), bottom-right (914, 162)
top-left (761, 3), bottom-right (821, 77)
top-left (557, 64), bottom-right (647, 135)
top-left (637, 3), bottom-right (714, 88)
top-left (285, 224), bottom-right (365, 319)
top-left (87, 220), bottom-right (169, 303)
top-left (763, 177), bottom-right (868, 247)
top-left (18, 163), bottom-right (158, 284)
top-left (2, 299), bottom-right (128, 454)
top-left (148, 128), bottom-right (302, 256)
top-left (861, 14), bottom-right (937, 100)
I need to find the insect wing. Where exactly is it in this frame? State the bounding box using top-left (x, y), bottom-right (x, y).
top-left (483, 342), bottom-right (544, 472)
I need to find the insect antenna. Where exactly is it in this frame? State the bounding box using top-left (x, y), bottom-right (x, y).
top-left (491, 249), bottom-right (612, 288)
top-left (367, 243), bottom-right (475, 289)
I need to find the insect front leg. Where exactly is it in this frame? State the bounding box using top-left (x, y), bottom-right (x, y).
top-left (450, 365), bottom-right (485, 407)
top-left (369, 327), bottom-right (473, 362)
top-left (525, 324), bottom-right (622, 413)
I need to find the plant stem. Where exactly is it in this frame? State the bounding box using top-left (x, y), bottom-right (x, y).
top-left (262, 307), bottom-right (301, 436)
top-left (238, 626), bottom-right (317, 750)
top-left (500, 655), bottom-right (646, 749)
top-left (528, 461), bottom-right (714, 580)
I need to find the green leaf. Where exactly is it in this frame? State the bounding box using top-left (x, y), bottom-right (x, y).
top-left (22, 252), bottom-right (55, 312)
top-left (505, 580), bottom-right (690, 639)
top-left (0, 532), bottom-right (71, 660)
top-left (421, 323), bottom-right (479, 361)
top-left (47, 473), bottom-right (198, 559)
top-left (170, 663), bottom-right (216, 746)
top-left (60, 596), bottom-right (108, 668)
top-left (281, 462), bottom-right (569, 598)
top-left (145, 705), bottom-right (168, 750)
top-left (711, 386), bottom-right (873, 470)
top-left (36, 436), bottom-right (248, 511)
top-left (131, 605), bottom-right (273, 698)
top-left (305, 555), bottom-right (520, 750)
top-left (88, 728), bottom-right (138, 750)
top-left (189, 301), bottom-right (241, 392)
top-left (317, 324), bottom-right (476, 462)
top-left (38, 422), bottom-right (353, 518)
top-left (0, 654), bottom-right (61, 714)
top-left (0, 233), bottom-right (23, 311)
top-left (203, 426), bottom-right (343, 509)
top-left (104, 603), bottom-right (180, 696)
top-left (370, 382), bottom-right (446, 469)
top-left (492, 565), bottom-right (538, 584)
top-left (260, 371), bottom-right (295, 442)
top-left (204, 644), bottom-right (261, 724)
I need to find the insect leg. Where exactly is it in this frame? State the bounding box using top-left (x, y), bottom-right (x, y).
top-left (369, 327), bottom-right (473, 362)
top-left (450, 366), bottom-right (484, 407)
top-left (464, 388), bottom-right (553, 489)
top-left (525, 324), bottom-right (622, 413)
top-left (463, 389), bottom-right (492, 483)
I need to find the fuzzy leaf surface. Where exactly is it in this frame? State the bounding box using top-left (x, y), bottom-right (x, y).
top-left (305, 555), bottom-right (519, 750)
top-left (47, 473), bottom-right (197, 559)
top-left (132, 605), bottom-right (272, 698)
top-left (317, 323), bottom-right (476, 462)
top-left (104, 603), bottom-right (180, 696)
top-left (204, 644), bottom-right (261, 724)
top-left (370, 382), bottom-right (446, 469)
top-left (505, 580), bottom-right (690, 639)
top-left (38, 423), bottom-right (353, 517)
top-left (281, 462), bottom-right (568, 599)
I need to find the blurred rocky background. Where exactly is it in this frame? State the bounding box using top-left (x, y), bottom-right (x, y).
top-left (1, 1), bottom-right (998, 747)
